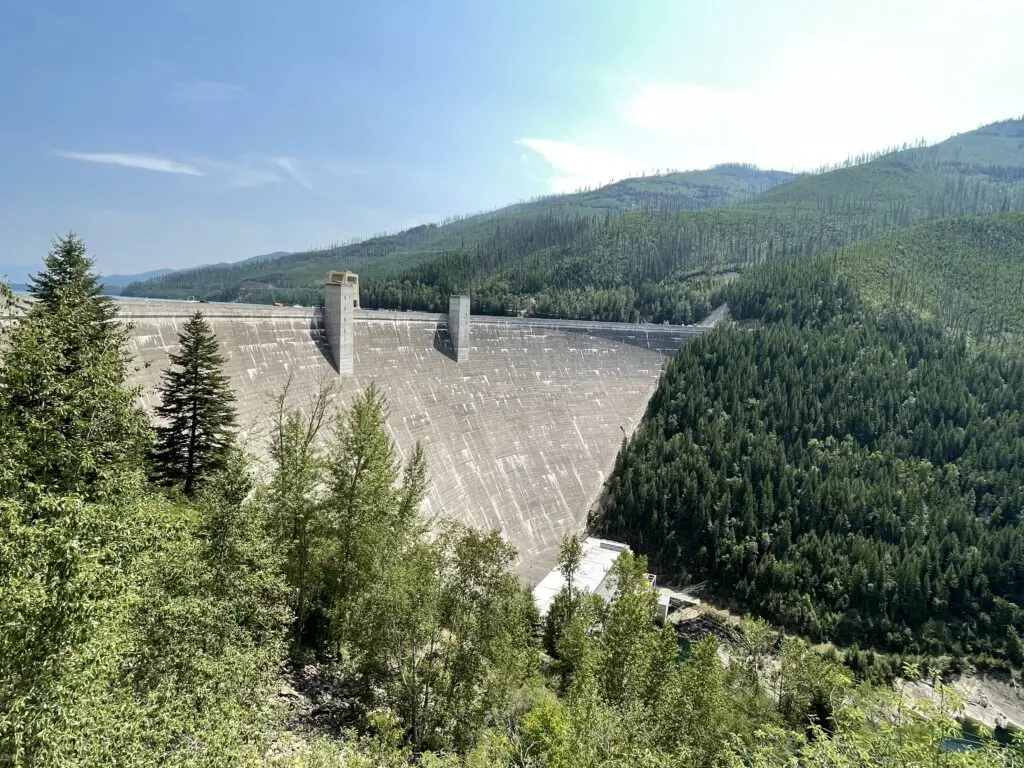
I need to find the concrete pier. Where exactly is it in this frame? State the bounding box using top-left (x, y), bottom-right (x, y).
top-left (323, 281), bottom-right (356, 374)
top-left (448, 295), bottom-right (470, 362)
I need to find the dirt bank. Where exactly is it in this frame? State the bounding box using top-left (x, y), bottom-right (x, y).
top-left (902, 674), bottom-right (1024, 731)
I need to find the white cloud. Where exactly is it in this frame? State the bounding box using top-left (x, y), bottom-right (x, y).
top-left (187, 156), bottom-right (283, 189)
top-left (616, 42), bottom-right (983, 171)
top-left (517, 139), bottom-right (643, 193)
top-left (268, 156), bottom-right (318, 194)
top-left (52, 150), bottom-right (205, 176)
top-left (52, 150), bottom-right (296, 189)
top-left (521, 0), bottom-right (1024, 189)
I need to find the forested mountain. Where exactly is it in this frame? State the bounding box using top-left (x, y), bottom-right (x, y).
top-left (837, 212), bottom-right (1024, 342)
top-left (123, 119), bottom-right (1024, 320)
top-left (101, 252), bottom-right (292, 293)
top-left (99, 267), bottom-right (174, 293)
top-left (915, 118), bottom-right (1024, 170)
top-left (593, 255), bottom-right (1024, 669)
top-left (121, 164), bottom-right (797, 305)
top-left (103, 268), bottom-right (177, 286)
top-left (501, 164), bottom-right (796, 217)
top-left (747, 117), bottom-right (1024, 218)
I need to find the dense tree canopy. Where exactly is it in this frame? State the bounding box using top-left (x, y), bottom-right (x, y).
top-left (0, 239), bottom-right (286, 765)
top-left (595, 256), bottom-right (1024, 666)
top-left (0, 234), bottom-right (147, 500)
top-left (3, 235), bottom-right (1022, 765)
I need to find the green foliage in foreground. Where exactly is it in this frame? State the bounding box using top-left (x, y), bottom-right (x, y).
top-left (596, 255), bottom-right (1024, 666)
top-left (0, 479), bottom-right (289, 766)
top-left (3, 237), bottom-right (1021, 766)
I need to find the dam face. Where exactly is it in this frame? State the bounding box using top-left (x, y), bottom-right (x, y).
top-left (117, 299), bottom-right (709, 582)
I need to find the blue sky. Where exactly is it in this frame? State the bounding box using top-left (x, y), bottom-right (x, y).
top-left (1, 0), bottom-right (1023, 275)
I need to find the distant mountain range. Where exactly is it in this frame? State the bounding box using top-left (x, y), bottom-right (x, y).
top-left (101, 268), bottom-right (176, 291)
top-left (2, 251), bottom-right (292, 295)
top-left (13, 117), bottom-right (1024, 333)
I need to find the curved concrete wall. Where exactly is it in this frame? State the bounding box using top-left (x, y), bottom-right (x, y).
top-left (117, 299), bottom-right (711, 581)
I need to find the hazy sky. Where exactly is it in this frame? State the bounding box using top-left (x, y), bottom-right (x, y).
top-left (1, 0), bottom-right (1022, 274)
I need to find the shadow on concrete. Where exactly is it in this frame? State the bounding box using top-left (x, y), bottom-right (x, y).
top-left (432, 320), bottom-right (457, 362)
top-left (308, 311), bottom-right (338, 373)
top-left (558, 325), bottom-right (708, 357)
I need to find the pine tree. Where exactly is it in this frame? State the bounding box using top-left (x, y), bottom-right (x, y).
top-left (1008, 627), bottom-right (1024, 667)
top-left (151, 311), bottom-right (237, 495)
top-left (0, 234), bottom-right (147, 499)
top-left (268, 379), bottom-right (334, 642)
top-left (0, 235), bottom-right (149, 759)
top-left (25, 231), bottom-right (122, 374)
top-left (29, 233), bottom-right (113, 317)
top-left (543, 534), bottom-right (584, 655)
top-left (321, 383), bottom-right (416, 648)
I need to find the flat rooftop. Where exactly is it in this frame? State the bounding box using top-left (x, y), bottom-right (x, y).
top-left (532, 537), bottom-right (630, 617)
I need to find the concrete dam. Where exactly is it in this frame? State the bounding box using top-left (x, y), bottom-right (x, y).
top-left (117, 292), bottom-right (714, 582)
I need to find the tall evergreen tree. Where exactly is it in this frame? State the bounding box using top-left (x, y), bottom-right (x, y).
top-left (0, 234), bottom-right (148, 760)
top-left (28, 233), bottom-right (113, 316)
top-left (151, 311), bottom-right (237, 495)
top-left (268, 379), bottom-right (334, 642)
top-left (0, 233), bottom-right (147, 499)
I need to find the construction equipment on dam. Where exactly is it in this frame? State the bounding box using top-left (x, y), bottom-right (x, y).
top-left (116, 275), bottom-right (723, 582)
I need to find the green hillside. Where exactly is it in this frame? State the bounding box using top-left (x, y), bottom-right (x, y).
top-left (500, 163), bottom-right (796, 217)
top-left (916, 116), bottom-right (1024, 169)
top-left (837, 213), bottom-right (1024, 342)
top-left (123, 119), bottom-right (1024, 320)
top-left (121, 164), bottom-right (794, 305)
top-left (8, 243), bottom-right (1018, 765)
top-left (745, 118), bottom-right (1024, 221)
top-left (367, 139), bottom-right (1024, 324)
top-left (594, 254), bottom-right (1024, 669)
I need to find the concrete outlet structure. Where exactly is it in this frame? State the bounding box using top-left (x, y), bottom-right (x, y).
top-left (323, 280), bottom-right (356, 374)
top-left (115, 296), bottom-right (721, 581)
top-left (532, 537), bottom-right (673, 623)
top-left (448, 295), bottom-right (470, 362)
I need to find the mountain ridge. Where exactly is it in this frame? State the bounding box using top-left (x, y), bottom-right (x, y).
top-left (4, 251), bottom-right (293, 295)
top-left (120, 164), bottom-right (797, 302)
top-left (123, 118), bottom-right (1024, 327)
